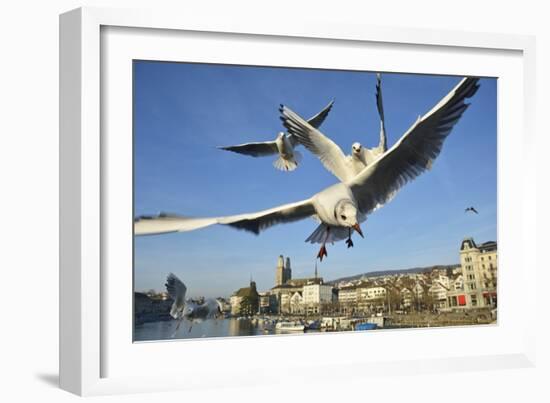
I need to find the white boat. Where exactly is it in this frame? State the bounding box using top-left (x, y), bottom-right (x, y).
top-left (275, 321), bottom-right (305, 332)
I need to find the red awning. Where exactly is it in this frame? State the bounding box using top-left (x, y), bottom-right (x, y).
top-left (457, 295), bottom-right (466, 306)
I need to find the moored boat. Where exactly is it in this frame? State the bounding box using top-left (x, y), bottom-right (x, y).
top-left (275, 321), bottom-right (305, 332)
top-left (355, 322), bottom-right (378, 331)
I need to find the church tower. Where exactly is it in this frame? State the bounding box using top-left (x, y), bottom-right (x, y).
top-left (275, 255), bottom-right (285, 286)
top-left (275, 255), bottom-right (292, 286)
top-left (284, 257), bottom-right (292, 283)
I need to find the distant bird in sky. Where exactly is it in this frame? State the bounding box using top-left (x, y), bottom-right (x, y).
top-left (135, 77), bottom-right (479, 261)
top-left (165, 273), bottom-right (223, 335)
top-left (280, 73), bottom-right (387, 182)
top-left (218, 100), bottom-right (334, 171)
top-left (465, 206), bottom-right (479, 214)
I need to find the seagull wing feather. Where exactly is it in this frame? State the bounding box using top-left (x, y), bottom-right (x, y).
top-left (349, 77), bottom-right (480, 215)
top-left (280, 105), bottom-right (351, 181)
top-left (305, 99), bottom-right (335, 129)
top-left (134, 198), bottom-right (316, 236)
top-left (217, 141), bottom-right (278, 157)
top-left (196, 298), bottom-right (223, 319)
top-left (375, 73), bottom-right (387, 153)
top-left (165, 273), bottom-right (187, 316)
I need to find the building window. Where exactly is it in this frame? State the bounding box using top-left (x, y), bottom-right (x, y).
top-left (488, 256), bottom-right (492, 260)
top-left (471, 294), bottom-right (477, 306)
top-left (481, 257), bottom-right (484, 261)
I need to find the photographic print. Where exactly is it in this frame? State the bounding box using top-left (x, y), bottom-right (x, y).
top-left (133, 61), bottom-right (497, 342)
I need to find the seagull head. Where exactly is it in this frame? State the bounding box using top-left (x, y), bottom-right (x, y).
top-left (351, 142), bottom-right (362, 156)
top-left (335, 200), bottom-right (364, 237)
top-left (277, 132), bottom-right (286, 139)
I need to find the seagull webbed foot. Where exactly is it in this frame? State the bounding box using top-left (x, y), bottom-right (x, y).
top-left (346, 238), bottom-right (354, 248)
top-left (317, 245), bottom-right (328, 261)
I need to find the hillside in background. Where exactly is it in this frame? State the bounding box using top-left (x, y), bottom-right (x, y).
top-left (326, 264), bottom-right (459, 284)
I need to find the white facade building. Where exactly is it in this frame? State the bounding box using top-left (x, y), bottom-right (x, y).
top-left (303, 283), bottom-right (333, 304)
top-left (459, 238), bottom-right (498, 308)
top-left (338, 287), bottom-right (357, 304)
top-left (359, 286), bottom-right (387, 300)
top-left (302, 283), bottom-right (333, 314)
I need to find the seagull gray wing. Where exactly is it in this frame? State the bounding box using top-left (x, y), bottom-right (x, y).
top-left (348, 77), bottom-right (480, 215)
top-left (217, 140), bottom-right (278, 157)
top-left (134, 198), bottom-right (316, 236)
top-left (165, 273), bottom-right (187, 317)
top-left (375, 73), bottom-right (387, 153)
top-left (195, 298), bottom-right (223, 319)
top-left (362, 74), bottom-right (388, 164)
top-left (288, 99), bottom-right (335, 147)
top-left (306, 99), bottom-right (335, 129)
top-left (280, 105), bottom-right (351, 181)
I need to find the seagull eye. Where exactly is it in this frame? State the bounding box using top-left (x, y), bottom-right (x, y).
top-left (341, 215), bottom-right (347, 220)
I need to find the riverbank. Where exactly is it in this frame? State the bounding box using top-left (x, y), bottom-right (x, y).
top-left (134, 309), bottom-right (496, 341)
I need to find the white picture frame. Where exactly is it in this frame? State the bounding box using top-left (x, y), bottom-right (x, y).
top-left (59, 6), bottom-right (537, 396)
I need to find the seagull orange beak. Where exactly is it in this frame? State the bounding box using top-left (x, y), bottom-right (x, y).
top-left (352, 223), bottom-right (364, 238)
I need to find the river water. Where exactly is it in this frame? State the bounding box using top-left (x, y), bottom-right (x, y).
top-left (134, 318), bottom-right (319, 341)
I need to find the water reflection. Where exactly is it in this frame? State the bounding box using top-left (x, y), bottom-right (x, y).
top-left (134, 318), bottom-right (312, 341)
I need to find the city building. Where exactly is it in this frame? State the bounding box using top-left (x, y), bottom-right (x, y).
top-left (338, 285), bottom-right (358, 314)
top-left (258, 292), bottom-right (277, 314)
top-left (460, 238), bottom-right (498, 308)
top-left (135, 292), bottom-right (153, 316)
top-left (400, 288), bottom-right (413, 309)
top-left (356, 284), bottom-right (387, 313)
top-left (267, 255), bottom-right (335, 314)
top-left (229, 239), bottom-right (498, 319)
top-left (428, 281), bottom-right (450, 309)
top-left (302, 281), bottom-right (333, 314)
top-left (447, 238), bottom-right (498, 309)
top-left (134, 292), bottom-right (173, 323)
top-left (289, 291), bottom-right (304, 314)
top-left (230, 280), bottom-right (259, 315)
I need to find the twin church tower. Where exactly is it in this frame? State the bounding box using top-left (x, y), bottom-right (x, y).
top-left (275, 255), bottom-right (292, 286)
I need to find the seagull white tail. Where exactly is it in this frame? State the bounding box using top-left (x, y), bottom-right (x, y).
top-left (305, 224), bottom-right (351, 244)
top-left (273, 151), bottom-right (301, 172)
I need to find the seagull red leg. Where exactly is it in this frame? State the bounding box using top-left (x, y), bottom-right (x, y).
top-left (317, 227), bottom-right (330, 261)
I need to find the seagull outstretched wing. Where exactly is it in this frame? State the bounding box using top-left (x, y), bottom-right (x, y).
top-left (135, 198), bottom-right (316, 236)
top-left (165, 273), bottom-right (187, 318)
top-left (375, 73), bottom-right (387, 153)
top-left (194, 298), bottom-right (223, 319)
top-left (280, 105), bottom-right (351, 181)
top-left (218, 100), bottom-right (334, 156)
top-left (361, 73), bottom-right (388, 165)
top-left (304, 99), bottom-right (335, 129)
top-left (218, 141), bottom-right (278, 157)
top-left (348, 77), bottom-right (480, 215)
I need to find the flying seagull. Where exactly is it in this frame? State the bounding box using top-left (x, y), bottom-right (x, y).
top-left (165, 273), bottom-right (223, 335)
top-left (465, 206), bottom-right (479, 214)
top-left (135, 77), bottom-right (480, 260)
top-left (280, 73), bottom-right (387, 182)
top-left (218, 100), bottom-right (334, 171)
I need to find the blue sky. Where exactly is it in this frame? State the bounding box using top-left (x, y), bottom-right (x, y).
top-left (133, 61), bottom-right (497, 298)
